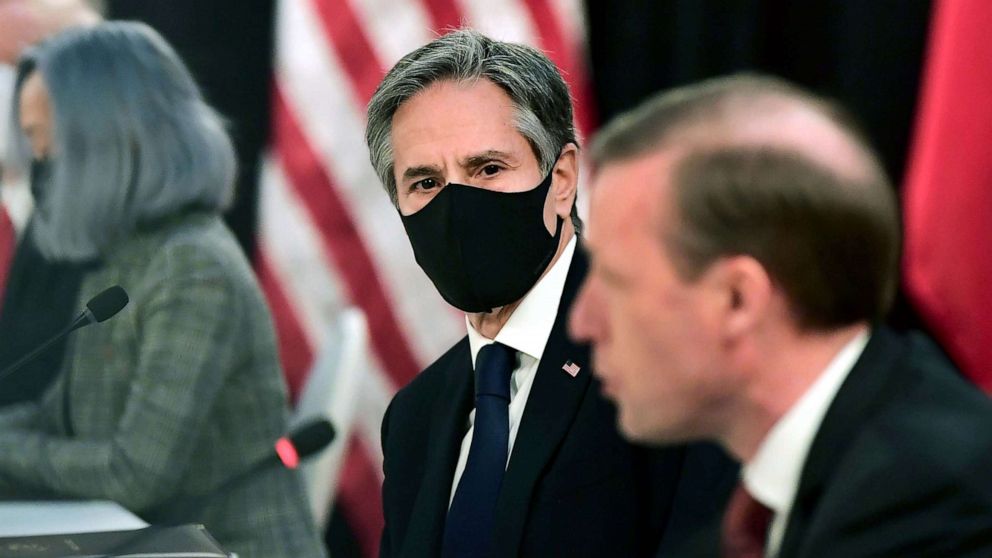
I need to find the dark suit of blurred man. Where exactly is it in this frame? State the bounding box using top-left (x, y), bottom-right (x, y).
top-left (570, 73), bottom-right (992, 557)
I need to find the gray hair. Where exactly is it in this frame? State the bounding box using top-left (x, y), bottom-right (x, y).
top-left (7, 21), bottom-right (235, 261)
top-left (366, 29), bottom-right (577, 205)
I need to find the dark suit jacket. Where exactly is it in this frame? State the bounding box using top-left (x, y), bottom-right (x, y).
top-left (776, 328), bottom-right (992, 557)
top-left (675, 328), bottom-right (992, 557)
top-left (380, 247), bottom-right (738, 558)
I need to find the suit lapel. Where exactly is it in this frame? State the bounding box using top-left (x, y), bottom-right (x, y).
top-left (493, 247), bottom-right (593, 556)
top-left (401, 341), bottom-right (474, 558)
top-left (778, 328), bottom-right (906, 557)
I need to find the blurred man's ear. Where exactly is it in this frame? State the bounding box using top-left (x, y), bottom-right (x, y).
top-left (709, 255), bottom-right (773, 340)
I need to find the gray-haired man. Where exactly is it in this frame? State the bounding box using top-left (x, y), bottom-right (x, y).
top-left (367, 29), bottom-right (737, 558)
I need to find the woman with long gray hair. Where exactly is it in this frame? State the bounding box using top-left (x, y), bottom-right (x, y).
top-left (0, 22), bottom-right (326, 558)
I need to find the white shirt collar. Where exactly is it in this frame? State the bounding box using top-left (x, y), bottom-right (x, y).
top-left (743, 329), bottom-right (871, 516)
top-left (466, 236), bottom-right (577, 366)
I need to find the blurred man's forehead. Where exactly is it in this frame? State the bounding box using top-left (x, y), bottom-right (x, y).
top-left (587, 150), bottom-right (677, 260)
top-left (592, 149), bottom-right (679, 219)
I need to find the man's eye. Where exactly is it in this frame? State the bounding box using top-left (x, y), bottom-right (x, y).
top-left (413, 178), bottom-right (440, 191)
top-left (481, 164), bottom-right (501, 176)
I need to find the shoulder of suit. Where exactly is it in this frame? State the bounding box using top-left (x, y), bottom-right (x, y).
top-left (390, 335), bottom-right (470, 402)
top-left (113, 213), bottom-right (237, 275)
top-left (845, 331), bottom-right (992, 484)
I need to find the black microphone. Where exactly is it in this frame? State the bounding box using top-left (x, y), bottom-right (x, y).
top-left (186, 419), bottom-right (336, 508)
top-left (119, 419), bottom-right (337, 553)
top-left (102, 422), bottom-right (334, 555)
top-left (274, 418), bottom-right (337, 469)
top-left (0, 285), bottom-right (129, 382)
top-left (80, 285), bottom-right (129, 325)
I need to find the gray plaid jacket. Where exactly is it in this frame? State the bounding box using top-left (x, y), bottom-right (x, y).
top-left (0, 213), bottom-right (326, 558)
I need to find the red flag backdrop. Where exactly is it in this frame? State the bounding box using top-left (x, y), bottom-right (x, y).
top-left (903, 0), bottom-right (992, 392)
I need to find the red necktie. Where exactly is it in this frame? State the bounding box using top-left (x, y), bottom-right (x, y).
top-left (722, 482), bottom-right (774, 558)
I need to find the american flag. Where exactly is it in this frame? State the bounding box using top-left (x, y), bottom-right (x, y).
top-left (257, 1), bottom-right (595, 555)
top-left (562, 360), bottom-right (581, 377)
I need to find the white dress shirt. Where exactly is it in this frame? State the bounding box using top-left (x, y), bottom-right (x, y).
top-left (448, 236), bottom-right (577, 505)
top-left (742, 329), bottom-right (870, 557)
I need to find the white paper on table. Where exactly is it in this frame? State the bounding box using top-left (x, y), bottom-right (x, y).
top-left (0, 499), bottom-right (148, 536)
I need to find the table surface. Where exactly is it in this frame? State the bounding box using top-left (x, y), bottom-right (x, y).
top-left (0, 500), bottom-right (147, 536)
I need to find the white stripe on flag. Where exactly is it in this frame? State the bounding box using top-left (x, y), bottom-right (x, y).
top-left (353, 353), bottom-right (396, 476)
top-left (456, 0), bottom-right (538, 43)
top-left (259, 154), bottom-right (349, 350)
top-left (352, 0), bottom-right (437, 68)
top-left (550, 0), bottom-right (589, 53)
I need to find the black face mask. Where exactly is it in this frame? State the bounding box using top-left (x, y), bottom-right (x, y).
top-left (30, 157), bottom-right (52, 208)
top-left (400, 169), bottom-right (564, 313)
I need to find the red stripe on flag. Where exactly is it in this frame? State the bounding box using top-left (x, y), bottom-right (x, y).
top-left (311, 0), bottom-right (386, 105)
top-left (337, 435), bottom-right (385, 558)
top-left (256, 249), bottom-right (315, 403)
top-left (272, 85), bottom-right (421, 388)
top-left (903, 0), bottom-right (992, 392)
top-left (0, 207), bottom-right (16, 315)
top-left (422, 0), bottom-right (464, 31)
top-left (521, 0), bottom-right (598, 137)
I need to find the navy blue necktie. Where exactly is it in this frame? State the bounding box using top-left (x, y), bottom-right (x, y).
top-left (442, 342), bottom-right (516, 558)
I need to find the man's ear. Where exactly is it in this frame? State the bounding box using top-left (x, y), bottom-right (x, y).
top-left (708, 255), bottom-right (773, 340)
top-left (551, 143), bottom-right (579, 220)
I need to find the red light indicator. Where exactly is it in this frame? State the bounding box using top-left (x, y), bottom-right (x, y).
top-left (275, 437), bottom-right (300, 469)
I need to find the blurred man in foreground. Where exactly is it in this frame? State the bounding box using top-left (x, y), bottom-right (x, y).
top-left (367, 29), bottom-right (736, 558)
top-left (570, 74), bottom-right (992, 557)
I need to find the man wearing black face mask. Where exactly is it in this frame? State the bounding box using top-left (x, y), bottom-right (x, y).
top-left (366, 29), bottom-right (738, 558)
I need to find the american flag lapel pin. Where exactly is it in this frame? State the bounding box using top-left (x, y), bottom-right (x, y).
top-left (562, 360), bottom-right (581, 377)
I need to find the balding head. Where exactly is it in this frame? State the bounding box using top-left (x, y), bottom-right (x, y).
top-left (593, 74), bottom-right (886, 184)
top-left (592, 74), bottom-right (899, 330)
